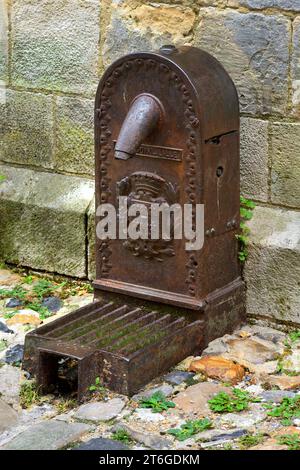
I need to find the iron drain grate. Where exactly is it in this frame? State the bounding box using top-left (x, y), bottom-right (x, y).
top-left (23, 299), bottom-right (204, 399)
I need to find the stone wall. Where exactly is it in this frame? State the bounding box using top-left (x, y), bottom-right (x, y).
top-left (0, 0), bottom-right (299, 327)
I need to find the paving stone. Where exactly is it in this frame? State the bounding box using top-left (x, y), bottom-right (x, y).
top-left (4, 344), bottom-right (24, 365)
top-left (189, 356), bottom-right (245, 385)
top-left (228, 0), bottom-right (300, 9)
top-left (201, 337), bottom-right (230, 356)
top-left (74, 398), bottom-right (125, 423)
top-left (164, 371), bottom-right (194, 386)
top-left (132, 384), bottom-right (173, 402)
top-left (173, 382), bottom-right (229, 416)
top-left (198, 428), bottom-right (247, 443)
top-left (1, 420), bottom-right (91, 450)
top-left (73, 437), bottom-right (129, 451)
top-left (194, 9), bottom-right (290, 115)
top-left (0, 269), bottom-right (22, 286)
top-left (134, 408), bottom-right (165, 423)
top-left (0, 399), bottom-right (19, 434)
top-left (261, 374), bottom-right (300, 390)
top-left (219, 410), bottom-right (266, 428)
top-left (5, 298), bottom-right (23, 308)
top-left (0, 321), bottom-right (13, 334)
top-left (41, 297), bottom-right (62, 313)
top-left (11, 0), bottom-right (100, 94)
top-left (112, 423), bottom-right (172, 450)
top-left (6, 310), bottom-right (41, 326)
top-left (225, 336), bottom-right (281, 366)
top-left (0, 364), bottom-right (23, 405)
top-left (261, 390), bottom-right (296, 403)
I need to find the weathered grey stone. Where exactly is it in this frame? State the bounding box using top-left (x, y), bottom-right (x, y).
top-left (261, 390), bottom-right (296, 403)
top-left (0, 165), bottom-right (94, 277)
top-left (240, 118), bottom-right (269, 202)
top-left (193, 9), bottom-right (290, 115)
top-left (245, 205), bottom-right (300, 324)
top-left (113, 423), bottom-right (172, 450)
top-left (5, 344), bottom-right (23, 365)
top-left (73, 437), bottom-right (129, 450)
top-left (164, 371), bottom-right (194, 385)
top-left (11, 0), bottom-right (100, 95)
top-left (228, 0), bottom-right (300, 10)
top-left (74, 398), bottom-right (125, 423)
top-left (134, 408), bottom-right (165, 423)
top-left (0, 90), bottom-right (54, 168)
top-left (103, 2), bottom-right (195, 67)
top-left (219, 410), bottom-right (266, 428)
top-left (132, 384), bottom-right (174, 402)
top-left (270, 122), bottom-right (300, 207)
top-left (0, 1), bottom-right (8, 84)
top-left (0, 399), bottom-right (19, 434)
top-left (1, 420), bottom-right (91, 450)
top-left (54, 97), bottom-right (94, 176)
top-left (292, 17), bottom-right (300, 117)
top-left (0, 364), bottom-right (23, 406)
top-left (173, 382), bottom-right (229, 416)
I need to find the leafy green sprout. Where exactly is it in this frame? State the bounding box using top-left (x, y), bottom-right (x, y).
top-left (89, 376), bottom-right (106, 393)
top-left (167, 418), bottom-right (213, 441)
top-left (138, 391), bottom-right (175, 413)
top-left (238, 433), bottom-right (265, 449)
top-left (264, 396), bottom-right (300, 425)
top-left (277, 433), bottom-right (300, 450)
top-left (208, 388), bottom-right (261, 413)
top-left (111, 429), bottom-right (134, 445)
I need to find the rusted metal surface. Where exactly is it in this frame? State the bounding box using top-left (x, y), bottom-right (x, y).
top-left (23, 299), bottom-right (204, 400)
top-left (24, 45), bottom-right (246, 399)
top-left (94, 45), bottom-right (241, 308)
top-left (115, 94), bottom-right (162, 160)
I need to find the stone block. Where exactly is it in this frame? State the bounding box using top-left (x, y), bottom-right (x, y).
top-left (291, 17), bottom-right (300, 117)
top-left (228, 0), bottom-right (300, 10)
top-left (0, 1), bottom-right (8, 86)
top-left (240, 117), bottom-right (269, 201)
top-left (244, 205), bottom-right (300, 324)
top-left (0, 90), bottom-right (54, 168)
top-left (1, 420), bottom-right (91, 450)
top-left (270, 122), bottom-right (300, 208)
top-left (11, 0), bottom-right (100, 95)
top-left (103, 1), bottom-right (195, 67)
top-left (54, 97), bottom-right (94, 176)
top-left (0, 165), bottom-right (94, 277)
top-left (193, 9), bottom-right (290, 115)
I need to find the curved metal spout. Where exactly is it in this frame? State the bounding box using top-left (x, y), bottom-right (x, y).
top-left (115, 94), bottom-right (162, 160)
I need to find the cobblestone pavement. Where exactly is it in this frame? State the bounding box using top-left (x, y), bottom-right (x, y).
top-left (1, 267), bottom-right (300, 451)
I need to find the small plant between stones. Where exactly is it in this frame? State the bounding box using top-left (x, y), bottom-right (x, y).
top-left (277, 433), bottom-right (300, 450)
top-left (88, 376), bottom-right (106, 397)
top-left (19, 380), bottom-right (41, 408)
top-left (208, 388), bottom-right (260, 413)
top-left (139, 391), bottom-right (175, 413)
top-left (236, 196), bottom-right (256, 262)
top-left (238, 433), bottom-right (265, 449)
top-left (167, 418), bottom-right (213, 441)
top-left (264, 396), bottom-right (300, 425)
top-left (111, 429), bottom-right (134, 445)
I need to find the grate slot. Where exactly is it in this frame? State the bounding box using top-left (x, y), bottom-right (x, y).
top-left (76, 307), bottom-right (143, 345)
top-left (92, 311), bottom-right (159, 349)
top-left (108, 313), bottom-right (172, 353)
top-left (124, 317), bottom-right (188, 356)
top-left (46, 301), bottom-right (114, 338)
top-left (60, 305), bottom-right (129, 341)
